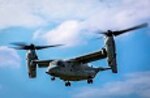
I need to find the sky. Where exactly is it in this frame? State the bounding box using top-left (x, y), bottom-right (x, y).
top-left (0, 0), bottom-right (150, 98)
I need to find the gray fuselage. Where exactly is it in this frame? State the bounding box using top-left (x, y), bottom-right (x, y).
top-left (46, 60), bottom-right (100, 81)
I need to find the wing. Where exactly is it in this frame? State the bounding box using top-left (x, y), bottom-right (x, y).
top-left (67, 49), bottom-right (107, 64)
top-left (32, 60), bottom-right (54, 67)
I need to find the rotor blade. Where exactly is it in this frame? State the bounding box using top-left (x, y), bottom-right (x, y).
top-left (10, 42), bottom-right (63, 50)
top-left (35, 44), bottom-right (63, 50)
top-left (10, 42), bottom-right (28, 46)
top-left (94, 36), bottom-right (103, 40)
top-left (95, 30), bottom-right (106, 35)
top-left (113, 23), bottom-right (148, 36)
top-left (10, 47), bottom-right (27, 50)
top-left (10, 45), bottom-right (34, 50)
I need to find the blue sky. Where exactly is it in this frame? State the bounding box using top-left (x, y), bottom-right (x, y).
top-left (0, 0), bottom-right (150, 98)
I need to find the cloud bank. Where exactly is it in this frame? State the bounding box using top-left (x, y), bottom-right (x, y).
top-left (72, 71), bottom-right (150, 98)
top-left (0, 46), bottom-right (21, 68)
top-left (32, 0), bottom-right (150, 46)
top-left (0, 0), bottom-right (149, 46)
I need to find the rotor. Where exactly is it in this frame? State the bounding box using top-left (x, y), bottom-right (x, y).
top-left (96, 23), bottom-right (148, 37)
top-left (10, 42), bottom-right (63, 50)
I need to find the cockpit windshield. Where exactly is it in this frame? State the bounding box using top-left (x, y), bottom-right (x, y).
top-left (48, 62), bottom-right (57, 69)
top-left (57, 60), bottom-right (65, 67)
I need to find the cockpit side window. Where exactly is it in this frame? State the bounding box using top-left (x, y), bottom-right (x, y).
top-left (57, 60), bottom-right (65, 67)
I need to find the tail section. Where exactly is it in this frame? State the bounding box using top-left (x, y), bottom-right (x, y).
top-left (97, 67), bottom-right (111, 72)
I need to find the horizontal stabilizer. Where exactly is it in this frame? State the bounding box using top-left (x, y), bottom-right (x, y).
top-left (98, 67), bottom-right (111, 71)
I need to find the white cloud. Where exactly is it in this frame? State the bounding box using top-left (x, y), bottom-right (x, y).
top-left (0, 0), bottom-right (99, 29)
top-left (33, 0), bottom-right (150, 46)
top-left (0, 0), bottom-right (149, 30)
top-left (0, 0), bottom-right (149, 46)
top-left (34, 20), bottom-right (85, 47)
top-left (33, 20), bottom-right (96, 47)
top-left (72, 71), bottom-right (150, 98)
top-left (82, 0), bottom-right (150, 30)
top-left (0, 0), bottom-right (46, 29)
top-left (0, 46), bottom-right (21, 68)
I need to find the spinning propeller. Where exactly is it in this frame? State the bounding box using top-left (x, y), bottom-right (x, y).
top-left (11, 42), bottom-right (63, 50)
top-left (96, 23), bottom-right (148, 37)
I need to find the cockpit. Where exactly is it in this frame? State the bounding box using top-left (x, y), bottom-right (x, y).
top-left (47, 60), bottom-right (65, 72)
top-left (56, 60), bottom-right (65, 67)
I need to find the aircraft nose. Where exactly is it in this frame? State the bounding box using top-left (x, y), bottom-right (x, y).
top-left (46, 67), bottom-right (56, 75)
top-left (46, 70), bottom-right (55, 76)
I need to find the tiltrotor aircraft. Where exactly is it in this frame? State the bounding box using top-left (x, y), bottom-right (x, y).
top-left (11, 23), bottom-right (148, 86)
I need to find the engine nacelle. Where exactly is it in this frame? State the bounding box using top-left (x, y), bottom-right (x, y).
top-left (27, 60), bottom-right (37, 78)
top-left (105, 36), bottom-right (118, 73)
top-left (26, 50), bottom-right (38, 78)
top-left (107, 55), bottom-right (117, 73)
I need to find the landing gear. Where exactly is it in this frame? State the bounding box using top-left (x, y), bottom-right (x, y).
top-left (87, 79), bottom-right (93, 84)
top-left (65, 81), bottom-right (71, 87)
top-left (51, 77), bottom-right (55, 81)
